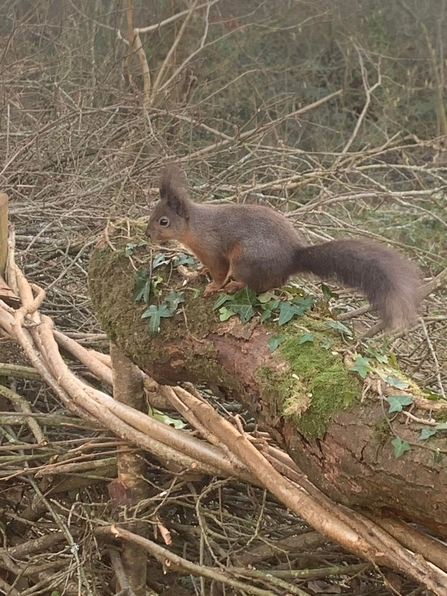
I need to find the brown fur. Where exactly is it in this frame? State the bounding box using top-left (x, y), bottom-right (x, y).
top-left (146, 164), bottom-right (422, 329)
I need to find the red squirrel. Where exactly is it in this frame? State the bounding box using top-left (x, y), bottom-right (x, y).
top-left (145, 164), bottom-right (422, 329)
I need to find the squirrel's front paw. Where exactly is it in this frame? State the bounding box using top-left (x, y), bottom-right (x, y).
top-left (204, 282), bottom-right (221, 296)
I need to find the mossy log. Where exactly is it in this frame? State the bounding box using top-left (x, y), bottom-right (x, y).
top-left (88, 223), bottom-right (447, 535)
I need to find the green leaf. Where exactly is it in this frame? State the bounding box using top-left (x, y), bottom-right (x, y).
top-left (133, 269), bottom-right (151, 303)
top-left (259, 299), bottom-right (280, 322)
top-left (298, 332), bottom-right (314, 344)
top-left (278, 302), bottom-right (296, 325)
top-left (141, 304), bottom-right (173, 335)
top-left (321, 337), bottom-right (332, 350)
top-left (387, 352), bottom-right (398, 368)
top-left (321, 283), bottom-right (338, 300)
top-left (173, 252), bottom-right (197, 267)
top-left (150, 275), bottom-right (163, 298)
top-left (125, 240), bottom-right (147, 257)
top-left (291, 296), bottom-right (314, 313)
top-left (433, 451), bottom-right (442, 463)
top-left (222, 288), bottom-right (257, 324)
top-left (277, 298), bottom-right (312, 325)
top-left (151, 408), bottom-right (187, 429)
top-left (219, 307), bottom-right (235, 321)
top-left (383, 376), bottom-right (409, 389)
top-left (349, 355), bottom-right (372, 379)
top-left (419, 427), bottom-right (437, 440)
top-left (213, 293), bottom-right (233, 310)
top-left (325, 320), bottom-right (353, 336)
top-left (281, 284), bottom-right (306, 296)
top-left (391, 437), bottom-right (411, 458)
top-left (363, 343), bottom-right (389, 364)
top-left (386, 394), bottom-right (413, 413)
top-left (233, 287), bottom-right (258, 304)
top-left (434, 422), bottom-right (447, 431)
top-left (267, 334), bottom-right (285, 352)
top-left (260, 308), bottom-right (273, 322)
top-left (232, 304), bottom-right (256, 324)
top-left (164, 291), bottom-right (185, 311)
top-left (152, 252), bottom-right (172, 269)
top-left (258, 291), bottom-right (276, 303)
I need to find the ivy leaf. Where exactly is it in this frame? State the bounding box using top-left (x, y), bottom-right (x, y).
top-left (258, 291), bottom-right (276, 303)
top-left (232, 304), bottom-right (256, 324)
top-left (223, 288), bottom-right (257, 323)
top-left (150, 408), bottom-right (186, 429)
top-left (164, 290), bottom-right (185, 311)
top-left (383, 376), bottom-right (409, 389)
top-left (125, 240), bottom-right (147, 257)
top-left (213, 293), bottom-right (233, 310)
top-left (219, 307), bottom-right (235, 321)
top-left (152, 253), bottom-right (172, 269)
top-left (278, 302), bottom-right (297, 325)
top-left (321, 337), bottom-right (332, 350)
top-left (141, 304), bottom-right (173, 335)
top-left (325, 320), bottom-right (353, 337)
top-left (391, 437), bottom-right (411, 458)
top-left (173, 252), bottom-right (197, 267)
top-left (260, 309), bottom-right (273, 323)
top-left (321, 283), bottom-right (338, 300)
top-left (386, 394), bottom-right (413, 413)
top-left (435, 423), bottom-right (447, 431)
top-left (233, 287), bottom-right (258, 304)
top-left (277, 301), bottom-right (308, 325)
top-left (260, 299), bottom-right (280, 322)
top-left (349, 355), bottom-right (372, 379)
top-left (291, 296), bottom-right (314, 314)
top-left (276, 296), bottom-right (314, 326)
top-left (281, 284), bottom-right (306, 297)
top-left (133, 269), bottom-right (151, 303)
top-left (298, 332), bottom-right (314, 344)
top-left (419, 427), bottom-right (437, 440)
top-left (363, 344), bottom-right (388, 364)
top-left (267, 334), bottom-right (285, 352)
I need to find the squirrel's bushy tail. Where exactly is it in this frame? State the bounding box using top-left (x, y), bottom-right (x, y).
top-left (293, 239), bottom-right (421, 328)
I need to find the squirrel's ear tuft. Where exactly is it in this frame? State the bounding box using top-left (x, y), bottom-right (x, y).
top-left (159, 163), bottom-right (190, 218)
top-left (167, 190), bottom-right (189, 218)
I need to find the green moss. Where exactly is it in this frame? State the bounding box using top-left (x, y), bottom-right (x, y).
top-left (256, 365), bottom-right (309, 422)
top-left (280, 329), bottom-right (361, 439)
top-left (374, 417), bottom-right (391, 446)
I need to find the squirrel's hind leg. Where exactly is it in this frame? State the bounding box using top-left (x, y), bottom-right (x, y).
top-left (230, 257), bottom-right (282, 294)
top-left (222, 280), bottom-right (246, 293)
top-left (202, 257), bottom-right (231, 296)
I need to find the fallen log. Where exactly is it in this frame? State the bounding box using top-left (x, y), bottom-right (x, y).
top-left (88, 222), bottom-right (447, 536)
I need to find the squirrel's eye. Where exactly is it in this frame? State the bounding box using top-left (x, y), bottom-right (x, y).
top-left (159, 217), bottom-right (170, 227)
